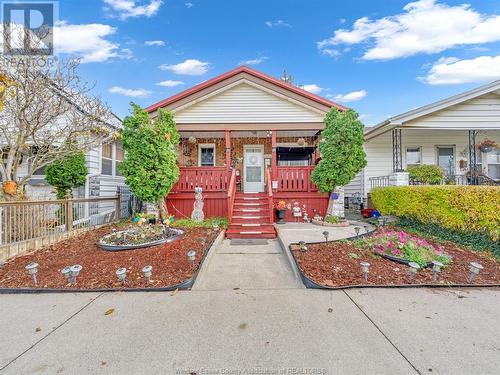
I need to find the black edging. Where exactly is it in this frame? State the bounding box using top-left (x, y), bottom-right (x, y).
top-left (288, 230), bottom-right (500, 290)
top-left (0, 230), bottom-right (223, 294)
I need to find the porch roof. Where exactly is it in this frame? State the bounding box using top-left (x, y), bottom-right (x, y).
top-left (366, 79), bottom-right (500, 140)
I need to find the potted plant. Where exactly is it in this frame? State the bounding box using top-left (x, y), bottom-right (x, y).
top-left (274, 200), bottom-right (288, 224)
top-left (477, 139), bottom-right (498, 153)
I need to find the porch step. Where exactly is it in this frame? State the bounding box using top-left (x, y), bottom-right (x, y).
top-left (228, 192), bottom-right (276, 239)
top-left (226, 227), bottom-right (276, 239)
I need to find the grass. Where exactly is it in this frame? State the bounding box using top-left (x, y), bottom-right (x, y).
top-left (170, 217), bottom-right (228, 229)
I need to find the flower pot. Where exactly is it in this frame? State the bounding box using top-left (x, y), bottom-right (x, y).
top-left (276, 209), bottom-right (287, 224)
top-left (2, 180), bottom-right (17, 195)
top-left (480, 145), bottom-right (493, 153)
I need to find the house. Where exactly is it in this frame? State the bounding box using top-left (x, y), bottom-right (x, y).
top-left (13, 112), bottom-right (127, 204)
top-left (346, 80), bottom-right (500, 201)
top-left (145, 66), bottom-right (347, 238)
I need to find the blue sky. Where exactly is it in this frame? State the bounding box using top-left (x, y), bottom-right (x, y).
top-left (54, 0), bottom-right (500, 125)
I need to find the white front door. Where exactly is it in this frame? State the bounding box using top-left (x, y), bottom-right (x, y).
top-left (243, 146), bottom-right (264, 192)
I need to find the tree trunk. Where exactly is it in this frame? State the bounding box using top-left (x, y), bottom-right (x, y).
top-left (326, 187), bottom-right (345, 218)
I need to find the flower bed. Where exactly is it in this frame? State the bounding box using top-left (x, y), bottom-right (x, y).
top-left (0, 224), bottom-right (219, 290)
top-left (354, 230), bottom-right (451, 267)
top-left (290, 227), bottom-right (500, 288)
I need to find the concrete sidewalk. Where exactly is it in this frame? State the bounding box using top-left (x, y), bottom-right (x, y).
top-left (193, 238), bottom-right (303, 290)
top-left (1, 288), bottom-right (498, 375)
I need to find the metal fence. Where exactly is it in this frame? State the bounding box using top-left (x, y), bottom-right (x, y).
top-left (0, 189), bottom-right (133, 261)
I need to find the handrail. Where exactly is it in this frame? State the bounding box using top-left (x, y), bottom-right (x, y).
top-left (266, 167), bottom-right (273, 223)
top-left (227, 168), bottom-right (237, 224)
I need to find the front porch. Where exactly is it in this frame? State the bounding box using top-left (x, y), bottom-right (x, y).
top-left (166, 130), bottom-right (329, 236)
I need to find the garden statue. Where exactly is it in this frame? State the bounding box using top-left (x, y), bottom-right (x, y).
top-left (292, 202), bottom-right (302, 222)
top-left (191, 187), bottom-right (205, 222)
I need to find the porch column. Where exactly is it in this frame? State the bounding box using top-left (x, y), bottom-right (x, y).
top-left (271, 129), bottom-right (277, 181)
top-left (392, 128), bottom-right (403, 172)
top-left (468, 130), bottom-right (478, 185)
top-left (225, 129), bottom-right (231, 172)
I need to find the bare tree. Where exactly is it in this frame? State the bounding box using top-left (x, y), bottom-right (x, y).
top-left (0, 28), bottom-right (116, 196)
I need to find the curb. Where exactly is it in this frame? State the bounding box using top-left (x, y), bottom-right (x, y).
top-left (190, 229), bottom-right (226, 290)
top-left (0, 229), bottom-right (224, 294)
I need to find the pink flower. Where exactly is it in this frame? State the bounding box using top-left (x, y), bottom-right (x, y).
top-left (387, 240), bottom-right (395, 248)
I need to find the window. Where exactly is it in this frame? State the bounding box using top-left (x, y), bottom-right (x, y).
top-left (486, 149), bottom-right (500, 180)
top-left (115, 142), bottom-right (124, 176)
top-left (437, 147), bottom-right (455, 177)
top-left (33, 166), bottom-right (46, 176)
top-left (406, 147), bottom-right (421, 168)
top-left (198, 144), bottom-right (215, 167)
top-left (101, 143), bottom-right (113, 175)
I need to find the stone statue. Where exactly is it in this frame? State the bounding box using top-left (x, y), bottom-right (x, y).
top-left (191, 187), bottom-right (205, 222)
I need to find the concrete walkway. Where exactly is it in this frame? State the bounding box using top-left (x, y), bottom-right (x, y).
top-left (193, 238), bottom-right (303, 290)
top-left (1, 288), bottom-right (499, 375)
top-left (276, 221), bottom-right (375, 248)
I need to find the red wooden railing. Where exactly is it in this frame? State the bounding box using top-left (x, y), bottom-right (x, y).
top-left (171, 167), bottom-right (229, 193)
top-left (266, 168), bottom-right (273, 223)
top-left (227, 169), bottom-right (237, 224)
top-left (276, 166), bottom-right (318, 192)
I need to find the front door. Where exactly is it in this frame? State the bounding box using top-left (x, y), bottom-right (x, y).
top-left (243, 146), bottom-right (264, 192)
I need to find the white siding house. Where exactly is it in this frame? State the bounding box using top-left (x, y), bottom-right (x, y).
top-left (346, 80), bottom-right (500, 199)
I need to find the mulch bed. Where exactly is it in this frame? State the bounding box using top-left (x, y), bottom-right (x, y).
top-left (0, 225), bottom-right (219, 290)
top-left (291, 227), bottom-right (500, 287)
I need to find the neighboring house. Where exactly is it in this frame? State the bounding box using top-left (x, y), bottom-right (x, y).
top-left (19, 113), bottom-right (127, 201)
top-left (145, 66), bottom-right (347, 238)
top-left (346, 80), bottom-right (500, 201)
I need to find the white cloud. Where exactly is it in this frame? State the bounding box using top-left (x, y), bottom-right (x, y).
top-left (159, 59), bottom-right (209, 75)
top-left (109, 86), bottom-right (152, 97)
top-left (145, 40), bottom-right (165, 46)
top-left (104, 0), bottom-right (163, 20)
top-left (334, 90), bottom-right (367, 102)
top-left (321, 48), bottom-right (340, 58)
top-left (265, 20), bottom-right (291, 28)
top-left (185, 2), bottom-right (193, 8)
top-left (156, 80), bottom-right (184, 87)
top-left (421, 55), bottom-right (500, 85)
top-left (318, 0), bottom-right (500, 60)
top-left (55, 22), bottom-right (120, 63)
top-left (302, 84), bottom-right (323, 94)
top-left (238, 56), bottom-right (268, 66)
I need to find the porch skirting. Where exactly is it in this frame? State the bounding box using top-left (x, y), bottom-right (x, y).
top-left (165, 191), bottom-right (329, 223)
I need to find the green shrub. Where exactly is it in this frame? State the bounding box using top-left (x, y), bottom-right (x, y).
top-left (325, 215), bottom-right (340, 224)
top-left (407, 165), bottom-right (445, 184)
top-left (45, 152), bottom-right (88, 199)
top-left (371, 186), bottom-right (500, 248)
top-left (170, 217), bottom-right (228, 229)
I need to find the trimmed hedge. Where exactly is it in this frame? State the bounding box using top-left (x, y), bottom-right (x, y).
top-left (370, 186), bottom-right (500, 243)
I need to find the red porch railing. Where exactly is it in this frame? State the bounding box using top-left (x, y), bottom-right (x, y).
top-left (266, 168), bottom-right (274, 223)
top-left (227, 169), bottom-right (237, 224)
top-left (171, 167), bottom-right (229, 193)
top-left (276, 166), bottom-right (318, 192)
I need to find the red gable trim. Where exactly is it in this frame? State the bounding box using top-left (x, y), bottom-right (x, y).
top-left (145, 66), bottom-right (347, 113)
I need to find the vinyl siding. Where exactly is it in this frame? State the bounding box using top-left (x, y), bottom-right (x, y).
top-left (173, 82), bottom-right (325, 123)
top-left (405, 93), bottom-right (500, 129)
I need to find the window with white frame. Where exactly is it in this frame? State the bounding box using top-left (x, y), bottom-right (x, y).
top-left (101, 143), bottom-right (113, 175)
top-left (486, 149), bottom-right (500, 180)
top-left (406, 147), bottom-right (421, 168)
top-left (115, 142), bottom-right (124, 176)
top-left (198, 144), bottom-right (215, 167)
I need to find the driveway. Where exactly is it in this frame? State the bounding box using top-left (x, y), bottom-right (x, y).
top-left (1, 287), bottom-right (499, 375)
